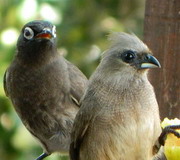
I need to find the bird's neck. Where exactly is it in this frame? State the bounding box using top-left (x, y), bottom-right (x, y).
top-left (16, 47), bottom-right (58, 66)
top-left (89, 70), bottom-right (153, 113)
top-left (91, 66), bottom-right (150, 93)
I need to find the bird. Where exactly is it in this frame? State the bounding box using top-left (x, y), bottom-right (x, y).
top-left (3, 20), bottom-right (87, 160)
top-left (70, 32), bottom-right (162, 160)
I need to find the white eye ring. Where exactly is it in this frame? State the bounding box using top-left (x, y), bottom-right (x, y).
top-left (52, 25), bottom-right (56, 38)
top-left (24, 27), bottom-right (34, 40)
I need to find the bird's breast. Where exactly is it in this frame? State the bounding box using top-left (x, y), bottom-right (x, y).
top-left (81, 80), bottom-right (161, 160)
top-left (7, 61), bottom-right (70, 116)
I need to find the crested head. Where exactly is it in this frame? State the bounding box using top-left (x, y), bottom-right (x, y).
top-left (101, 32), bottom-right (160, 72)
top-left (108, 32), bottom-right (148, 53)
top-left (90, 32), bottom-right (161, 89)
top-left (16, 20), bottom-right (58, 63)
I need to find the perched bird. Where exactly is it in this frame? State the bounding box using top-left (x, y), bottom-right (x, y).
top-left (70, 32), bottom-right (162, 160)
top-left (4, 20), bottom-right (87, 160)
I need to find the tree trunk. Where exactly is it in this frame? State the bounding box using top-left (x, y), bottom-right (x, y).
top-left (144, 0), bottom-right (180, 120)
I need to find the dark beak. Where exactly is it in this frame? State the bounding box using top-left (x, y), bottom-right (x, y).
top-left (35, 28), bottom-right (53, 39)
top-left (140, 54), bottom-right (161, 69)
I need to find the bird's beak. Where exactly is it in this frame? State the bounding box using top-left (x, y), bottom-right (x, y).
top-left (35, 28), bottom-right (53, 39)
top-left (140, 55), bottom-right (161, 69)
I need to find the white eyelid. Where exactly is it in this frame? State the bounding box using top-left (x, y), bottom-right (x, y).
top-left (52, 25), bottom-right (56, 38)
top-left (24, 27), bottom-right (34, 40)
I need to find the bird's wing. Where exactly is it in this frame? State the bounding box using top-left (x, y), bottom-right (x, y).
top-left (70, 89), bottom-right (99, 160)
top-left (65, 59), bottom-right (88, 107)
top-left (70, 107), bottom-right (92, 160)
top-left (3, 70), bottom-right (9, 97)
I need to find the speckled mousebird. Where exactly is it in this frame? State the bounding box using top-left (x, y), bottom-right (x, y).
top-left (70, 32), bottom-right (162, 160)
top-left (3, 20), bottom-right (88, 160)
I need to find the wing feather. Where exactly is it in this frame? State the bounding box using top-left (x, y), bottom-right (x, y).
top-left (65, 58), bottom-right (87, 107)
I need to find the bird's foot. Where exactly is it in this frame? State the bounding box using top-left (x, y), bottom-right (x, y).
top-left (35, 153), bottom-right (50, 160)
top-left (158, 124), bottom-right (180, 146)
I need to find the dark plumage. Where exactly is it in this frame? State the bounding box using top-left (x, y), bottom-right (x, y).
top-left (4, 20), bottom-right (87, 159)
top-left (70, 32), bottom-right (161, 160)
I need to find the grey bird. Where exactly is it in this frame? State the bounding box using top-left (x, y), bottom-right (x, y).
top-left (70, 32), bottom-right (161, 160)
top-left (3, 20), bottom-right (87, 160)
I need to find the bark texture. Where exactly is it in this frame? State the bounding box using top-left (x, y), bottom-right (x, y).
top-left (144, 0), bottom-right (180, 120)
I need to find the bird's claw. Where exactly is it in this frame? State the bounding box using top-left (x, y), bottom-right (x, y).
top-left (158, 124), bottom-right (180, 146)
top-left (35, 153), bottom-right (50, 160)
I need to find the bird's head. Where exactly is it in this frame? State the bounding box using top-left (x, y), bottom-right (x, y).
top-left (101, 32), bottom-right (161, 76)
top-left (17, 20), bottom-right (57, 54)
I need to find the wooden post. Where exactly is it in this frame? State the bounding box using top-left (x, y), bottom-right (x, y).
top-left (144, 0), bottom-right (180, 120)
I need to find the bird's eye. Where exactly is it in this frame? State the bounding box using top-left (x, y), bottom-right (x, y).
top-left (122, 50), bottom-right (136, 63)
top-left (24, 27), bottom-right (34, 40)
top-left (52, 25), bottom-right (56, 38)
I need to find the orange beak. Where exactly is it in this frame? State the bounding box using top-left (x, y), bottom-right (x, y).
top-left (35, 28), bottom-right (53, 39)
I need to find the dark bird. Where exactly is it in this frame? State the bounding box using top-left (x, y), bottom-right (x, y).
top-left (3, 20), bottom-right (87, 160)
top-left (70, 32), bottom-right (162, 160)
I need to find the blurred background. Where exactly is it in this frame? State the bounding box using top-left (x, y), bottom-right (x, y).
top-left (0, 0), bottom-right (145, 159)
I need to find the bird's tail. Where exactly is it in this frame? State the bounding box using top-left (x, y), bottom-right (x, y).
top-left (153, 148), bottom-right (167, 160)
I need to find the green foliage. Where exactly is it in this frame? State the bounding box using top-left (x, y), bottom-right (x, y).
top-left (0, 0), bottom-right (145, 159)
